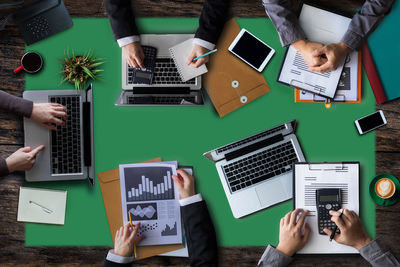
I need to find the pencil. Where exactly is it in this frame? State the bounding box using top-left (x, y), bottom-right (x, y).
top-left (192, 49), bottom-right (218, 61)
top-left (329, 209), bottom-right (344, 242)
top-left (128, 212), bottom-right (137, 258)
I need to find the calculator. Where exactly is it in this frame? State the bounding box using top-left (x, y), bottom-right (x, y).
top-left (316, 189), bottom-right (341, 235)
top-left (130, 46), bottom-right (157, 85)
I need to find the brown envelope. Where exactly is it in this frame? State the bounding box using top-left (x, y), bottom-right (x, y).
top-left (203, 18), bottom-right (270, 117)
top-left (98, 158), bottom-right (184, 260)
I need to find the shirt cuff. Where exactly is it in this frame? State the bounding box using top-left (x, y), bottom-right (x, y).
top-left (258, 245), bottom-right (293, 266)
top-left (359, 238), bottom-right (388, 262)
top-left (278, 28), bottom-right (307, 47)
top-left (117, 35), bottom-right (141, 48)
top-left (193, 38), bottom-right (215, 51)
top-left (341, 29), bottom-right (362, 51)
top-left (179, 193), bottom-right (203, 206)
top-left (106, 250), bottom-right (134, 264)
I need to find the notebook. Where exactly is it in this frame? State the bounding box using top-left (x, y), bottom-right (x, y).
top-left (366, 0), bottom-right (400, 103)
top-left (293, 162), bottom-right (360, 254)
top-left (277, 4), bottom-right (352, 98)
top-left (17, 187), bottom-right (67, 225)
top-left (169, 38), bottom-right (208, 82)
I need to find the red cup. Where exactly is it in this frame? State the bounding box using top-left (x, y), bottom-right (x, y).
top-left (14, 51), bottom-right (43, 74)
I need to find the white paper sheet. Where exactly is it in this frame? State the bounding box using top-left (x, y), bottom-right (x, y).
top-left (278, 4), bottom-right (352, 98)
top-left (294, 163), bottom-right (359, 254)
top-left (119, 162), bottom-right (182, 246)
top-left (299, 51), bottom-right (359, 102)
top-left (17, 187), bottom-right (67, 225)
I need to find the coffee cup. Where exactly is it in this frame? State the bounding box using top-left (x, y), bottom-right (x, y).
top-left (13, 51), bottom-right (43, 74)
top-left (375, 178), bottom-right (396, 199)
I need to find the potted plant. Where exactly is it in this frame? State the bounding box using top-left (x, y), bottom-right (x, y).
top-left (61, 50), bottom-right (104, 90)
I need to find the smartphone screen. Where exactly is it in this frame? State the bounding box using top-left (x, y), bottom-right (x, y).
top-left (357, 111), bottom-right (386, 133)
top-left (231, 31), bottom-right (272, 69)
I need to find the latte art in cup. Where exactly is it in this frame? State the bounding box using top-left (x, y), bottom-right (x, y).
top-left (375, 178), bottom-right (396, 199)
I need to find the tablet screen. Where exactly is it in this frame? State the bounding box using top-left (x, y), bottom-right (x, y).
top-left (231, 31), bottom-right (272, 69)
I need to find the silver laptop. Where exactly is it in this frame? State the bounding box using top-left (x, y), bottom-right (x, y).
top-left (23, 85), bottom-right (95, 186)
top-left (116, 34), bottom-right (204, 106)
top-left (203, 120), bottom-right (305, 218)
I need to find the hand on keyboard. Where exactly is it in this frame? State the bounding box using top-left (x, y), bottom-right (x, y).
top-left (122, 41), bottom-right (145, 69)
top-left (30, 103), bottom-right (67, 131)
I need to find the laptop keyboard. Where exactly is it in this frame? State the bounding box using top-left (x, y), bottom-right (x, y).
top-left (127, 96), bottom-right (196, 105)
top-left (50, 96), bottom-right (82, 174)
top-left (128, 58), bottom-right (196, 85)
top-left (216, 124), bottom-right (286, 154)
top-left (223, 141), bottom-right (298, 193)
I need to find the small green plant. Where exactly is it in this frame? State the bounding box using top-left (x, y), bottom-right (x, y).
top-left (61, 50), bottom-right (104, 90)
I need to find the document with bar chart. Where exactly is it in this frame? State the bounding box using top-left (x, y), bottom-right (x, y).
top-left (119, 162), bottom-right (182, 246)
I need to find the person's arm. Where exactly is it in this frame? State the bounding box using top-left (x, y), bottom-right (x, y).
top-left (105, 0), bottom-right (144, 68)
top-left (0, 90), bottom-right (33, 117)
top-left (104, 223), bottom-right (144, 267)
top-left (187, 0), bottom-right (230, 67)
top-left (341, 0), bottom-right (394, 51)
top-left (258, 209), bottom-right (310, 267)
top-left (325, 209), bottom-right (400, 267)
top-left (172, 170), bottom-right (218, 267)
top-left (262, 0), bottom-right (306, 47)
top-left (104, 0), bottom-right (139, 43)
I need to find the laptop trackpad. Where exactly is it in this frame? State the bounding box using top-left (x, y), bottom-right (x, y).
top-left (255, 179), bottom-right (288, 207)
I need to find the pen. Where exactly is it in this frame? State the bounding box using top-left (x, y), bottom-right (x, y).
top-left (192, 49), bottom-right (217, 61)
top-left (29, 200), bottom-right (53, 214)
top-left (128, 212), bottom-right (137, 258)
top-left (329, 209), bottom-right (344, 242)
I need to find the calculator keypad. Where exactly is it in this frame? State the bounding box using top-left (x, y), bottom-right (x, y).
top-left (317, 202), bottom-right (341, 235)
top-left (128, 46), bottom-right (157, 84)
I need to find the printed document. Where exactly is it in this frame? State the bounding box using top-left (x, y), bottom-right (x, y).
top-left (294, 163), bottom-right (359, 254)
top-left (120, 162), bottom-right (182, 246)
top-left (278, 4), bottom-right (352, 98)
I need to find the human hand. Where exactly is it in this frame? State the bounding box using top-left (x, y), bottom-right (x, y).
top-left (276, 209), bottom-right (311, 257)
top-left (30, 103), bottom-right (66, 131)
top-left (114, 222), bottom-right (145, 257)
top-left (323, 209), bottom-right (371, 250)
top-left (172, 169), bottom-right (196, 199)
top-left (309, 42), bottom-right (351, 73)
top-left (186, 44), bottom-right (210, 68)
top-left (5, 146), bottom-right (45, 172)
top-left (122, 42), bottom-right (145, 69)
top-left (292, 39), bottom-right (327, 69)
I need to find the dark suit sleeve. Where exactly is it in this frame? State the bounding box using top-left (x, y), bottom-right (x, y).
top-left (105, 0), bottom-right (140, 41)
top-left (194, 0), bottom-right (230, 45)
top-left (182, 200), bottom-right (218, 267)
top-left (103, 258), bottom-right (132, 267)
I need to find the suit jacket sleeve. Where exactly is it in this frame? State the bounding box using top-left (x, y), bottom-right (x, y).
top-left (105, 0), bottom-right (140, 41)
top-left (195, 0), bottom-right (230, 45)
top-left (182, 200), bottom-right (218, 267)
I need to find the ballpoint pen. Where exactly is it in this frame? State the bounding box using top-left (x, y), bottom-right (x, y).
top-left (330, 209), bottom-right (344, 242)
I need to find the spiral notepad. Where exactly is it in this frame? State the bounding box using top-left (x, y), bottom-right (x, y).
top-left (169, 38), bottom-right (208, 82)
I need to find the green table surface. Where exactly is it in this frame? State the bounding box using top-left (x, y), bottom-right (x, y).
top-left (25, 18), bottom-right (376, 247)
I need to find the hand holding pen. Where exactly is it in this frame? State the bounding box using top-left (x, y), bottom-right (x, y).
top-left (323, 209), bottom-right (372, 250)
top-left (113, 218), bottom-right (144, 258)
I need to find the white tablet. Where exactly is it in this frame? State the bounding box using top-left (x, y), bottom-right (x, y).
top-left (228, 28), bottom-right (275, 72)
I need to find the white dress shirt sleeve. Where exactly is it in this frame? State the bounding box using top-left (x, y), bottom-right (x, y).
top-left (106, 249), bottom-right (134, 264)
top-left (193, 38), bottom-right (215, 51)
top-left (117, 35), bottom-right (141, 47)
top-left (179, 193), bottom-right (203, 206)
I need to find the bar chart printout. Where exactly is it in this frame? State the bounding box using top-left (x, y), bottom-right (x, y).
top-left (119, 162), bottom-right (183, 246)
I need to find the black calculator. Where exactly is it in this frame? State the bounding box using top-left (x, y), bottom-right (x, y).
top-left (316, 189), bottom-right (341, 235)
top-left (130, 46), bottom-right (157, 85)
